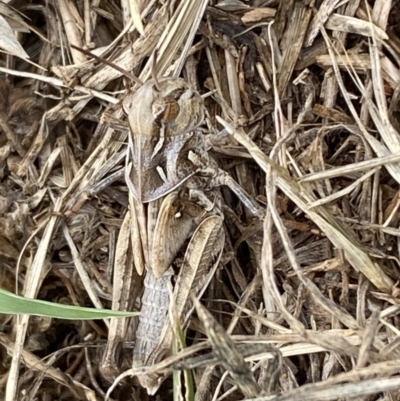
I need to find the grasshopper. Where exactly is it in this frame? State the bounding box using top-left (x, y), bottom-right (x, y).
top-left (101, 77), bottom-right (263, 394)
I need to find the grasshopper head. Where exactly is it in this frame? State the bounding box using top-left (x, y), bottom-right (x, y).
top-left (126, 78), bottom-right (208, 202)
top-left (127, 78), bottom-right (205, 137)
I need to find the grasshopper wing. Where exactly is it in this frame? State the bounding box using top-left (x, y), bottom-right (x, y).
top-left (140, 215), bottom-right (225, 394)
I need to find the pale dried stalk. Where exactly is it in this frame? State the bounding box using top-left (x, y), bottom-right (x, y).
top-left (217, 116), bottom-right (393, 292)
top-left (300, 152), bottom-right (400, 182)
top-left (58, 0), bottom-right (86, 64)
top-left (305, 0), bottom-right (341, 46)
top-left (6, 199), bottom-right (63, 401)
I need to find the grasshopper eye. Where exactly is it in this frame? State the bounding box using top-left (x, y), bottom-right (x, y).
top-left (152, 97), bottom-right (180, 123)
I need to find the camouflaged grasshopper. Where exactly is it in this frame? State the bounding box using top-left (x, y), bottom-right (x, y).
top-left (101, 77), bottom-right (263, 394)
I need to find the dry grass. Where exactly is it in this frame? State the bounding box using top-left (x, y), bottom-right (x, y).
top-left (1, 0), bottom-right (400, 400)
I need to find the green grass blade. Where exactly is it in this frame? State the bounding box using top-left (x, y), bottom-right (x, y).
top-left (0, 288), bottom-right (138, 319)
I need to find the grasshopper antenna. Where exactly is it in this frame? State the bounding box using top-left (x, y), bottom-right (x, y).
top-left (70, 45), bottom-right (143, 86)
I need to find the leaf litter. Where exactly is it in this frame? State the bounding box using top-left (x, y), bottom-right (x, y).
top-left (1, 0), bottom-right (400, 400)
